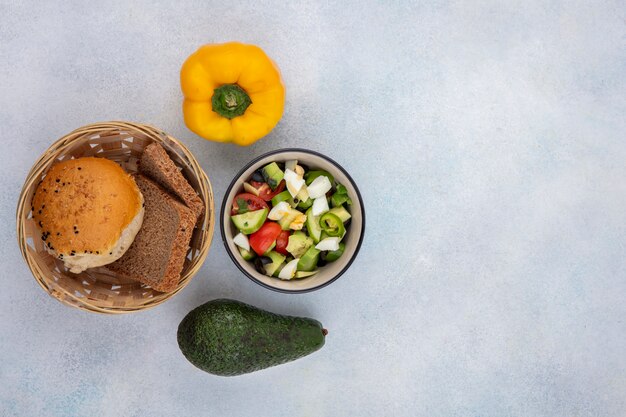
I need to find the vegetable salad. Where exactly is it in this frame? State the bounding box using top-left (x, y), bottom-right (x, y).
top-left (229, 160), bottom-right (352, 280)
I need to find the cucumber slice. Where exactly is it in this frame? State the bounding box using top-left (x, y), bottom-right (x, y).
top-left (271, 190), bottom-right (298, 208)
top-left (230, 208), bottom-right (268, 234)
top-left (238, 246), bottom-right (256, 261)
top-left (305, 207), bottom-right (322, 243)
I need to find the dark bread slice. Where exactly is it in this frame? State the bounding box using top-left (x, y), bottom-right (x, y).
top-left (139, 143), bottom-right (204, 221)
top-left (107, 174), bottom-right (195, 292)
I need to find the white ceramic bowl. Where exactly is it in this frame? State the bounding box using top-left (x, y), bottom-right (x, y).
top-left (220, 149), bottom-right (365, 293)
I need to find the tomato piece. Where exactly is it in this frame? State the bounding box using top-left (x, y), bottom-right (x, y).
top-left (275, 230), bottom-right (291, 255)
top-left (250, 180), bottom-right (286, 201)
top-left (231, 193), bottom-right (268, 215)
top-left (249, 222), bottom-right (283, 256)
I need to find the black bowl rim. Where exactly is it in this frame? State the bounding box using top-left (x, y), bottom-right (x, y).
top-left (220, 148), bottom-right (366, 294)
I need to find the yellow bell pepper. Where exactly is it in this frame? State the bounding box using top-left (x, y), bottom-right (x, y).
top-left (181, 42), bottom-right (286, 146)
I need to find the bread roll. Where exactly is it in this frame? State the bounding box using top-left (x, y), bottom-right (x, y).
top-left (31, 157), bottom-right (144, 273)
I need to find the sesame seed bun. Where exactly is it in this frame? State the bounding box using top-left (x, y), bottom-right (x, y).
top-left (32, 157), bottom-right (144, 272)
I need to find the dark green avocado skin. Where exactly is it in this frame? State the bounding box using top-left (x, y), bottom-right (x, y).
top-left (177, 299), bottom-right (326, 376)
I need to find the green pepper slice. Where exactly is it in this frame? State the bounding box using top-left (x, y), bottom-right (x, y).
top-left (319, 212), bottom-right (345, 237)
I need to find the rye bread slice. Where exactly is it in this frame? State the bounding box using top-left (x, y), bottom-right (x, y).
top-left (107, 174), bottom-right (195, 292)
top-left (139, 143), bottom-right (204, 221)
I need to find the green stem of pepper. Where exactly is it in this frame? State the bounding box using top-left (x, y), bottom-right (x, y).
top-left (319, 213), bottom-right (345, 237)
top-left (212, 84), bottom-right (252, 119)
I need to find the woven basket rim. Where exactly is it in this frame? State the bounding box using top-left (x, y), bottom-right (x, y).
top-left (16, 121), bottom-right (215, 314)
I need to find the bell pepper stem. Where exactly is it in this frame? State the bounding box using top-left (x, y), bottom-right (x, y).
top-left (212, 84), bottom-right (252, 119)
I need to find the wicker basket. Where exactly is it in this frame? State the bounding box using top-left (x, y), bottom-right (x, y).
top-left (16, 122), bottom-right (215, 314)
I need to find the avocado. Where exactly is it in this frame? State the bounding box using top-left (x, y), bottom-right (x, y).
top-left (328, 206), bottom-right (351, 223)
top-left (286, 231), bottom-right (313, 258)
top-left (297, 246), bottom-right (320, 271)
top-left (261, 162), bottom-right (284, 190)
top-left (230, 208), bottom-right (268, 234)
top-left (177, 299), bottom-right (327, 376)
top-left (263, 250), bottom-right (285, 276)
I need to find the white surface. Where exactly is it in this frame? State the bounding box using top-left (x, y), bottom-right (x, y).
top-left (1, 1), bottom-right (625, 416)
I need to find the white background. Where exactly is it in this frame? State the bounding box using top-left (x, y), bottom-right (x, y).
top-left (1, 1), bottom-right (625, 416)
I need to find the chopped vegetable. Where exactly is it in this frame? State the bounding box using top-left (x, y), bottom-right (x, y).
top-left (271, 190), bottom-right (296, 208)
top-left (231, 193), bottom-right (268, 215)
top-left (230, 208), bottom-right (268, 234)
top-left (319, 212), bottom-right (345, 237)
top-left (275, 230), bottom-right (291, 255)
top-left (249, 222), bottom-right (282, 256)
top-left (255, 180), bottom-right (286, 201)
top-left (286, 231), bottom-right (313, 258)
top-left (261, 163), bottom-right (284, 190)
